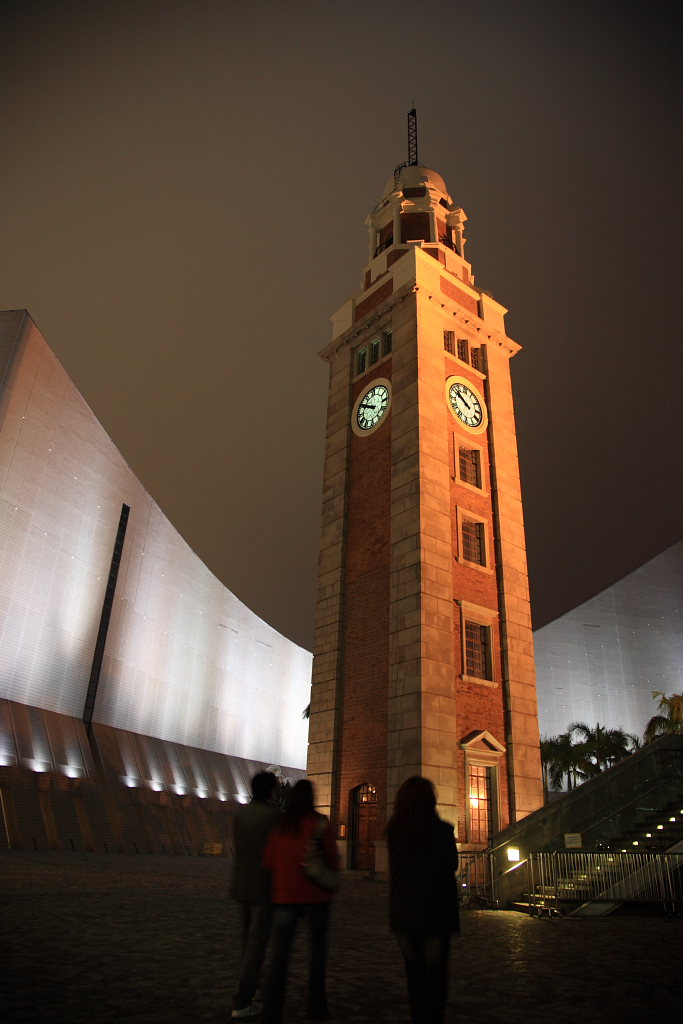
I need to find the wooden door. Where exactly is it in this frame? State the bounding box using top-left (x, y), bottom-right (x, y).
top-left (352, 784), bottom-right (378, 870)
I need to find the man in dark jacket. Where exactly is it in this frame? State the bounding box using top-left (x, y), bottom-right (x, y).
top-left (230, 770), bottom-right (279, 1020)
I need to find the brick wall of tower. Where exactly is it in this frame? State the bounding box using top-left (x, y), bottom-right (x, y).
top-left (386, 277), bottom-right (459, 826)
top-left (403, 245), bottom-right (524, 842)
top-left (444, 350), bottom-right (512, 838)
top-left (354, 279), bottom-right (393, 323)
top-left (313, 237), bottom-right (542, 860)
top-left (307, 349), bottom-right (354, 819)
top-left (485, 341), bottom-right (543, 820)
top-left (336, 370), bottom-right (392, 829)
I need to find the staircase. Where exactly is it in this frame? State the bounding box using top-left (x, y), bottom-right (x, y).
top-left (618, 799), bottom-right (683, 853)
top-left (488, 734), bottom-right (683, 914)
top-left (524, 849), bottom-right (683, 916)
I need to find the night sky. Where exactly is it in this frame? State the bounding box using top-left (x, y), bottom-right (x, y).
top-left (2, 0), bottom-right (681, 651)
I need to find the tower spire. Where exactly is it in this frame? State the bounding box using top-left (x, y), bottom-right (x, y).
top-left (394, 107), bottom-right (419, 186)
top-left (407, 107), bottom-right (418, 166)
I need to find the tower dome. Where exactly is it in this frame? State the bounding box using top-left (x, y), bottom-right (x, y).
top-left (367, 161), bottom-right (466, 264)
top-left (382, 163), bottom-right (451, 204)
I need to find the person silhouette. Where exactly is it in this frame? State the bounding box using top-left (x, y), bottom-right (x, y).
top-left (230, 770), bottom-right (280, 1020)
top-left (386, 776), bottom-right (459, 1024)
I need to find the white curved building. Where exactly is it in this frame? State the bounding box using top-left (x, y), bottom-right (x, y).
top-left (0, 310), bottom-right (310, 850)
top-left (534, 541), bottom-right (683, 741)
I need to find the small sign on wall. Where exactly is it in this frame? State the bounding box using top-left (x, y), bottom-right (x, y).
top-left (203, 842), bottom-right (224, 856)
top-left (564, 833), bottom-right (582, 849)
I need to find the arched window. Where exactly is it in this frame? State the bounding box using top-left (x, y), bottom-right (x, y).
top-left (460, 730), bottom-right (506, 844)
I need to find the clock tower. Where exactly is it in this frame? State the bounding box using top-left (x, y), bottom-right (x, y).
top-left (307, 132), bottom-right (543, 869)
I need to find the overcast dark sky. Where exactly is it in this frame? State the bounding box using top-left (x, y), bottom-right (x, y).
top-left (1, 0), bottom-right (681, 651)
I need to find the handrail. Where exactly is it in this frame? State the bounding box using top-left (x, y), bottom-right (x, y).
top-left (527, 850), bottom-right (683, 914)
top-left (489, 737), bottom-right (683, 857)
top-left (543, 777), bottom-right (676, 852)
top-left (457, 848), bottom-right (493, 906)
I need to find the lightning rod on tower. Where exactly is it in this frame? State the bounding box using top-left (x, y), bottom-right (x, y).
top-left (394, 107), bottom-right (419, 186)
top-left (407, 107), bottom-right (418, 166)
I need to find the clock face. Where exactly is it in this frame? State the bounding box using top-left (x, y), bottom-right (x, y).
top-left (357, 384), bottom-right (389, 430)
top-left (352, 379), bottom-right (391, 436)
top-left (446, 377), bottom-right (487, 432)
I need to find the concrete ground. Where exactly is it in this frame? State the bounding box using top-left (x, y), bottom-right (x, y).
top-left (1, 850), bottom-right (679, 1023)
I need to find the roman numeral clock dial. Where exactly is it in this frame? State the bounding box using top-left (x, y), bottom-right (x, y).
top-left (446, 376), bottom-right (488, 434)
top-left (351, 379), bottom-right (392, 437)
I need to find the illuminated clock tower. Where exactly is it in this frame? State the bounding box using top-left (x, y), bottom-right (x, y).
top-left (307, 117), bottom-right (543, 870)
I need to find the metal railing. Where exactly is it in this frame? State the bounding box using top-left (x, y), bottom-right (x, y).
top-left (374, 239), bottom-right (393, 257)
top-left (528, 851), bottom-right (683, 915)
top-left (457, 849), bottom-right (494, 907)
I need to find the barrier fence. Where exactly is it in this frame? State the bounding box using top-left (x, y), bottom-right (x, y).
top-left (457, 849), bottom-right (493, 906)
top-left (527, 851), bottom-right (683, 914)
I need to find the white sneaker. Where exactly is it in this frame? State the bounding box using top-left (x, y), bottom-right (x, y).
top-left (231, 1000), bottom-right (263, 1020)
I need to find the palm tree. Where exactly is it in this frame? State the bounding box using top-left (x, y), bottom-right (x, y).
top-left (540, 735), bottom-right (563, 795)
top-left (540, 732), bottom-right (587, 794)
top-left (626, 732), bottom-right (642, 753)
top-left (644, 691), bottom-right (683, 743)
top-left (568, 721), bottom-right (635, 776)
top-left (541, 722), bottom-right (638, 798)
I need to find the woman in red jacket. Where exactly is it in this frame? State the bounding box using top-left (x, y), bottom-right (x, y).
top-left (262, 779), bottom-right (339, 1024)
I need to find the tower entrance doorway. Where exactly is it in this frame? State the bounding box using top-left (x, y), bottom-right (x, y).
top-left (351, 783), bottom-right (378, 870)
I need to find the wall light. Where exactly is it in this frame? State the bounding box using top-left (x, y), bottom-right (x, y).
top-left (507, 847), bottom-right (520, 863)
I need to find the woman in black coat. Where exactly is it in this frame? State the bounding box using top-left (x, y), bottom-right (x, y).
top-left (386, 776), bottom-right (459, 1024)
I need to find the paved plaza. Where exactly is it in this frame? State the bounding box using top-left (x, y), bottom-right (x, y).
top-left (1, 850), bottom-right (678, 1023)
